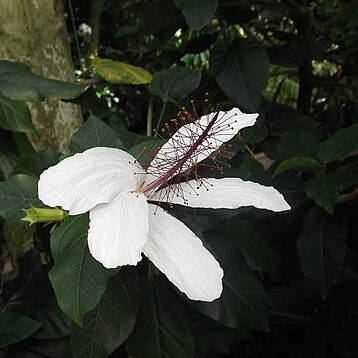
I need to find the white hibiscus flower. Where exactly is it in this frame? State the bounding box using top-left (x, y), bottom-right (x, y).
top-left (38, 107), bottom-right (290, 302)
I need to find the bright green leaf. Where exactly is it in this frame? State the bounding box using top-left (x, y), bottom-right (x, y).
top-left (127, 276), bottom-right (194, 358)
top-left (14, 151), bottom-right (60, 177)
top-left (71, 268), bottom-right (140, 358)
top-left (149, 67), bottom-right (201, 102)
top-left (92, 57), bottom-right (152, 85)
top-left (0, 311), bottom-right (42, 348)
top-left (0, 93), bottom-right (34, 132)
top-left (305, 174), bottom-right (343, 214)
top-left (318, 124), bottom-right (358, 163)
top-left (49, 215), bottom-right (118, 326)
top-left (0, 60), bottom-right (85, 102)
top-left (297, 207), bottom-right (347, 298)
top-left (0, 174), bottom-right (43, 222)
top-left (273, 156), bottom-right (322, 177)
top-left (210, 39), bottom-right (269, 111)
top-left (70, 115), bottom-right (125, 153)
top-left (174, 0), bottom-right (218, 30)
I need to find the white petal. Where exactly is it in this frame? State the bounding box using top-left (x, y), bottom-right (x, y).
top-left (152, 178), bottom-right (291, 212)
top-left (145, 108), bottom-right (257, 187)
top-left (88, 192), bottom-right (148, 268)
top-left (143, 204), bottom-right (223, 301)
top-left (39, 147), bottom-right (145, 215)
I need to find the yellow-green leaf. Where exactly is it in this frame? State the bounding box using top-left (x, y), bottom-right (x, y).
top-left (93, 57), bottom-right (152, 85)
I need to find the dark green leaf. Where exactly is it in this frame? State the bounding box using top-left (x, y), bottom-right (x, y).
top-left (195, 228), bottom-right (268, 331)
top-left (128, 138), bottom-right (166, 167)
top-left (6, 268), bottom-right (71, 339)
top-left (273, 156), bottom-right (322, 177)
top-left (210, 39), bottom-right (269, 111)
top-left (0, 174), bottom-right (43, 221)
top-left (318, 124), bottom-right (358, 163)
top-left (149, 67), bottom-right (201, 102)
top-left (6, 337), bottom-right (70, 357)
top-left (70, 115), bottom-right (125, 153)
top-left (240, 123), bottom-right (268, 144)
top-left (174, 0), bottom-right (218, 30)
top-left (267, 104), bottom-right (316, 133)
top-left (231, 153), bottom-right (265, 182)
top-left (304, 174), bottom-right (343, 214)
top-left (0, 311), bottom-right (41, 348)
top-left (297, 207), bottom-right (347, 298)
top-left (0, 60), bottom-right (85, 102)
top-left (107, 115), bottom-right (145, 149)
top-left (277, 130), bottom-right (319, 160)
top-left (227, 219), bottom-right (281, 277)
top-left (93, 57), bottom-right (152, 85)
top-left (139, 0), bottom-right (185, 38)
top-left (0, 151), bottom-right (17, 180)
top-left (127, 276), bottom-right (194, 358)
top-left (192, 315), bottom-right (239, 357)
top-left (0, 93), bottom-right (34, 132)
top-left (14, 151), bottom-right (60, 177)
top-left (64, 87), bottom-right (111, 118)
top-left (333, 319), bottom-right (358, 357)
top-left (49, 215), bottom-right (118, 326)
top-left (71, 268), bottom-right (140, 358)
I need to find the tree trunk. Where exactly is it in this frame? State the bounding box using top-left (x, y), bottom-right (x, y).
top-left (0, 0), bottom-right (83, 268)
top-left (0, 0), bottom-right (82, 152)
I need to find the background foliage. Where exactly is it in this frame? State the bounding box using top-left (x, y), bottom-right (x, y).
top-left (1, 0), bottom-right (358, 357)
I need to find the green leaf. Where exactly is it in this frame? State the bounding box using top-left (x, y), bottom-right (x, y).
top-left (210, 39), bottom-right (269, 111)
top-left (267, 103), bottom-right (316, 133)
top-left (0, 151), bottom-right (17, 180)
top-left (196, 228), bottom-right (268, 331)
top-left (138, 0), bottom-right (185, 39)
top-left (49, 215), bottom-right (118, 326)
top-left (149, 67), bottom-right (201, 102)
top-left (228, 219), bottom-right (281, 277)
top-left (14, 151), bottom-right (60, 177)
top-left (318, 124), bottom-right (358, 163)
top-left (70, 115), bottom-right (125, 153)
top-left (71, 268), bottom-right (140, 358)
top-left (277, 130), bottom-right (319, 160)
top-left (6, 269), bottom-right (71, 339)
top-left (273, 156), bottom-right (322, 177)
top-left (0, 93), bottom-right (34, 132)
top-left (92, 57), bottom-right (152, 85)
top-left (240, 123), bottom-right (268, 144)
top-left (174, 0), bottom-right (218, 30)
top-left (127, 276), bottom-right (194, 358)
top-left (0, 174), bottom-right (43, 221)
top-left (297, 207), bottom-right (347, 298)
top-left (0, 60), bottom-right (85, 102)
top-left (128, 138), bottom-right (166, 167)
top-left (0, 311), bottom-right (42, 348)
top-left (304, 174), bottom-right (343, 214)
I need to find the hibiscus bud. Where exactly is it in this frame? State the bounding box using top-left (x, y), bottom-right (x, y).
top-left (21, 207), bottom-right (67, 226)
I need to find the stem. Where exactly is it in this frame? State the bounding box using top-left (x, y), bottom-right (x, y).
top-left (154, 102), bottom-right (167, 137)
top-left (146, 95), bottom-right (154, 137)
top-left (88, 0), bottom-right (106, 57)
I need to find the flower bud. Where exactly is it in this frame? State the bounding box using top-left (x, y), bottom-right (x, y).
top-left (21, 207), bottom-right (67, 226)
